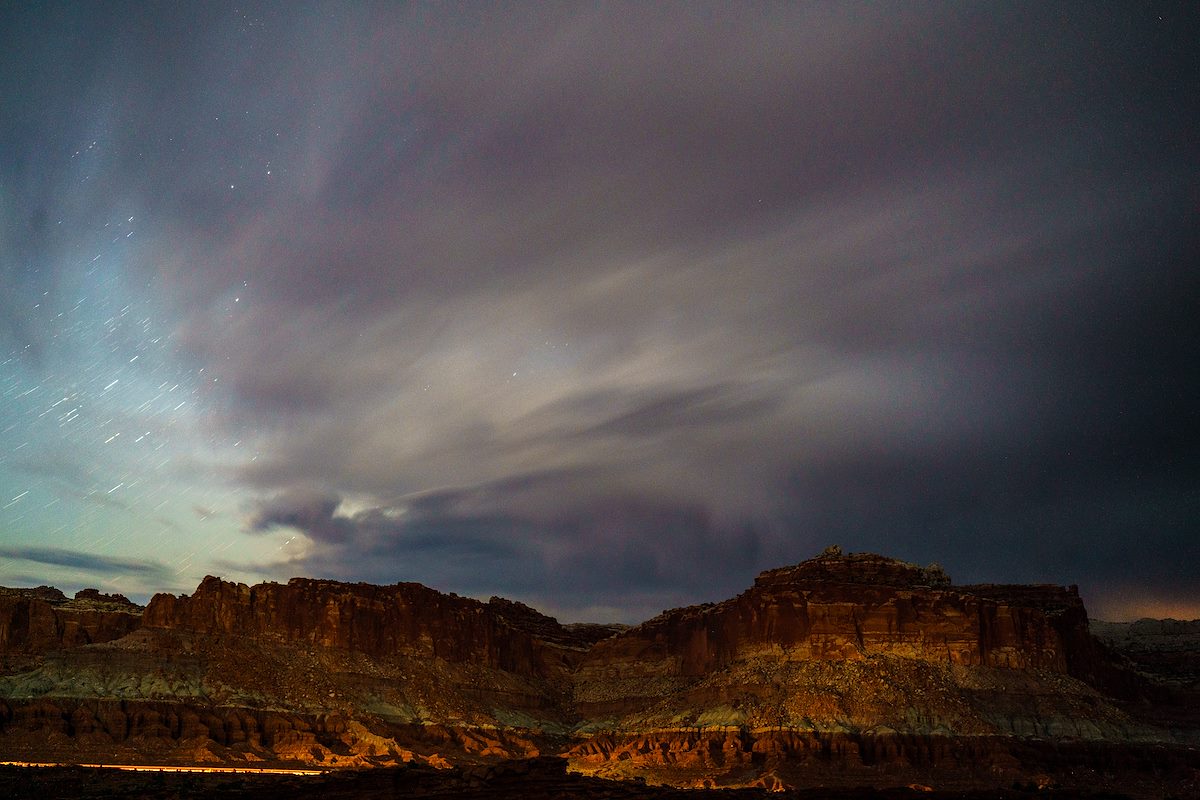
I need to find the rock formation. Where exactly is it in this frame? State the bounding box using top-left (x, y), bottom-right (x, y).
top-left (1091, 617), bottom-right (1200, 690)
top-left (0, 550), bottom-right (1195, 797)
top-left (0, 585), bottom-right (142, 665)
top-left (141, 576), bottom-right (596, 679)
top-left (579, 550), bottom-right (1087, 683)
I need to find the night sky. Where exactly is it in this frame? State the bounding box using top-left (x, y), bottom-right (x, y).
top-left (1, 3), bottom-right (1197, 623)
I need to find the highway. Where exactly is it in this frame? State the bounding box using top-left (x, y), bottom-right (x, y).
top-left (0, 761), bottom-right (322, 776)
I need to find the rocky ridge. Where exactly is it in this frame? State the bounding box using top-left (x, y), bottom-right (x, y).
top-left (0, 549), bottom-right (1195, 796)
top-left (141, 575), bottom-right (597, 679)
top-left (0, 586), bottom-right (142, 671)
top-left (1091, 618), bottom-right (1200, 690)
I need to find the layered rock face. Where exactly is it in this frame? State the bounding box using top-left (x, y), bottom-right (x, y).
top-left (0, 586), bottom-right (142, 663)
top-left (0, 696), bottom-right (542, 768)
top-left (142, 576), bottom-right (594, 681)
top-left (122, 575), bottom-right (621, 734)
top-left (563, 551), bottom-right (1168, 791)
top-left (576, 550), bottom-right (1089, 690)
top-left (0, 550), bottom-right (1193, 795)
top-left (1091, 618), bottom-right (1200, 690)
top-left (1090, 617), bottom-right (1200, 731)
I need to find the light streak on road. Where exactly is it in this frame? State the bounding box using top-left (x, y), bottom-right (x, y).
top-left (0, 761), bottom-right (323, 776)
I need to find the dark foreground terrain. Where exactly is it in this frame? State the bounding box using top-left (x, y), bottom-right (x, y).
top-left (0, 758), bottom-right (1165, 800)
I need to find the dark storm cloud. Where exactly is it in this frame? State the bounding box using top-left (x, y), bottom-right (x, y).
top-left (248, 488), bottom-right (355, 544)
top-left (3, 3), bottom-right (1197, 619)
top-left (0, 546), bottom-right (168, 579)
top-left (244, 477), bottom-right (765, 621)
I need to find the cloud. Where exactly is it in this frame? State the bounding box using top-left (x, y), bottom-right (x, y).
top-left (578, 384), bottom-right (782, 441)
top-left (198, 4), bottom-right (1197, 620)
top-left (9, 449), bottom-right (97, 492)
top-left (248, 488), bottom-right (355, 544)
top-left (0, 546), bottom-right (169, 580)
top-left (1, 4), bottom-right (1196, 621)
top-left (238, 472), bottom-right (773, 622)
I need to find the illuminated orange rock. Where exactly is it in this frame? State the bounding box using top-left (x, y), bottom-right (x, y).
top-left (577, 550), bottom-right (1091, 682)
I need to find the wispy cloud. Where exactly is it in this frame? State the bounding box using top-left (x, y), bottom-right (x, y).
top-left (0, 4), bottom-right (1196, 620)
top-left (0, 546), bottom-right (169, 580)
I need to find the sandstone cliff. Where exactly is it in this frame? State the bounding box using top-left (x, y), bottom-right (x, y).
top-left (0, 586), bottom-right (142, 668)
top-left (574, 550), bottom-right (1099, 708)
top-left (142, 576), bottom-right (595, 681)
top-left (569, 550), bottom-right (1154, 763)
top-left (0, 549), bottom-right (1192, 796)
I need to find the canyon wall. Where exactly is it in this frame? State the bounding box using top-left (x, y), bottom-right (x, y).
top-left (0, 549), bottom-right (1189, 793)
top-left (0, 587), bottom-right (142, 660)
top-left (577, 551), bottom-right (1091, 683)
top-left (142, 576), bottom-right (593, 680)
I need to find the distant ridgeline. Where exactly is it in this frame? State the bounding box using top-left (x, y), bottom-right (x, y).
top-left (0, 547), bottom-right (1195, 794)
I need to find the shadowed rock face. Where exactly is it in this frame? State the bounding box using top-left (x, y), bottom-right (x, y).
top-left (1091, 618), bottom-right (1200, 689)
top-left (0, 586), bottom-right (143, 659)
top-left (141, 576), bottom-right (595, 680)
top-left (754, 550), bottom-right (952, 588)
